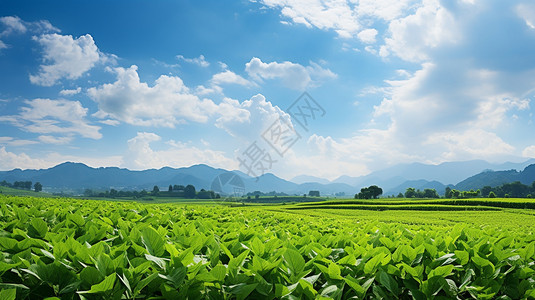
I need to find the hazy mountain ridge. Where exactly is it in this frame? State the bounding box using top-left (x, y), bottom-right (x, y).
top-left (2, 159), bottom-right (535, 196)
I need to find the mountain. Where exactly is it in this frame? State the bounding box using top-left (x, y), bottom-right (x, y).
top-left (332, 159), bottom-right (535, 190)
top-left (384, 180), bottom-right (450, 196)
top-left (455, 164), bottom-right (535, 191)
top-left (290, 175), bottom-right (330, 184)
top-left (0, 162), bottom-right (355, 196)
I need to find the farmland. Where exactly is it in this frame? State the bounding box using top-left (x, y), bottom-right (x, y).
top-left (1, 194), bottom-right (535, 299)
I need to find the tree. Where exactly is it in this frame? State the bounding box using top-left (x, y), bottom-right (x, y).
top-left (308, 190), bottom-right (320, 197)
top-left (445, 187), bottom-right (452, 198)
top-left (481, 186), bottom-right (492, 198)
top-left (356, 185), bottom-right (383, 199)
top-left (168, 185), bottom-right (173, 192)
top-left (423, 188), bottom-right (439, 198)
top-left (488, 191), bottom-right (496, 198)
top-left (33, 182), bottom-right (42, 192)
top-left (152, 185), bottom-right (160, 195)
top-left (405, 187), bottom-right (416, 198)
top-left (397, 192), bottom-right (404, 198)
top-left (184, 184), bottom-right (196, 198)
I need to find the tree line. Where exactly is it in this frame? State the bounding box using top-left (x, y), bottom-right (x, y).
top-left (83, 184), bottom-right (220, 199)
top-left (0, 180), bottom-right (42, 192)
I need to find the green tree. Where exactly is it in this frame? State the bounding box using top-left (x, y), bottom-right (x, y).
top-left (308, 190), bottom-right (320, 197)
top-left (168, 185), bottom-right (173, 192)
top-left (423, 188), bottom-right (439, 198)
top-left (33, 182), bottom-right (42, 192)
top-left (397, 192), bottom-right (404, 198)
top-left (445, 187), bottom-right (452, 198)
top-left (184, 184), bottom-right (196, 198)
top-left (152, 185), bottom-right (160, 196)
top-left (405, 187), bottom-right (416, 198)
top-left (488, 191), bottom-right (496, 198)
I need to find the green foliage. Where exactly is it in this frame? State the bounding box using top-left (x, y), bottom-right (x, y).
top-left (0, 194), bottom-right (534, 299)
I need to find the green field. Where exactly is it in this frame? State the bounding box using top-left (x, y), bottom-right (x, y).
top-left (1, 194), bottom-right (535, 299)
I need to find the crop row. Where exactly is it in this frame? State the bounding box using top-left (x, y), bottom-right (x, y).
top-left (0, 195), bottom-right (535, 299)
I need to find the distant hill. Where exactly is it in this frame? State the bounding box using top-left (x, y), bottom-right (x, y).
top-left (0, 162), bottom-right (355, 196)
top-left (332, 159), bottom-right (535, 189)
top-left (2, 160), bottom-right (535, 197)
top-left (455, 164), bottom-right (535, 191)
top-left (384, 180), bottom-right (451, 196)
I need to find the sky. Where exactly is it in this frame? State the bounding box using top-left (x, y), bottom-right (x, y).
top-left (1, 0), bottom-right (535, 181)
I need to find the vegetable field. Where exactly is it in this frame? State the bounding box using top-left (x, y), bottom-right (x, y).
top-left (1, 195), bottom-right (535, 299)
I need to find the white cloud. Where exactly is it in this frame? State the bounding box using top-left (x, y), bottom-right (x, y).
top-left (0, 146), bottom-right (122, 171)
top-left (357, 28), bottom-right (378, 44)
top-left (0, 147), bottom-right (50, 170)
top-left (260, 0), bottom-right (360, 37)
top-left (517, 3), bottom-right (535, 29)
top-left (123, 132), bottom-right (237, 170)
top-left (88, 65), bottom-right (220, 127)
top-left (177, 54), bottom-right (210, 67)
top-left (59, 87), bottom-right (82, 96)
top-left (215, 94), bottom-right (293, 142)
top-left (0, 137), bottom-right (37, 147)
top-left (0, 98), bottom-right (102, 140)
top-left (0, 16), bottom-right (27, 36)
top-left (424, 129), bottom-right (515, 161)
top-left (30, 33), bottom-right (112, 86)
top-left (38, 135), bottom-right (73, 145)
top-left (522, 145), bottom-right (535, 158)
top-left (381, 0), bottom-right (459, 62)
top-left (211, 70), bottom-right (255, 87)
top-left (245, 57), bottom-right (336, 90)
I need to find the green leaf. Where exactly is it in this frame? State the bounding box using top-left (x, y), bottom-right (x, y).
top-left (284, 248), bottom-right (305, 275)
top-left (428, 264), bottom-right (454, 279)
top-left (228, 283), bottom-right (258, 300)
top-left (28, 218), bottom-right (48, 238)
top-left (328, 262), bottom-right (343, 280)
top-left (344, 277), bottom-right (365, 296)
top-left (455, 250), bottom-right (469, 265)
top-left (133, 272), bottom-right (159, 297)
top-left (364, 252), bottom-right (385, 274)
top-left (80, 266), bottom-right (104, 286)
top-left (0, 237), bottom-right (18, 251)
top-left (0, 288), bottom-right (16, 300)
top-left (79, 273), bottom-right (116, 294)
top-left (378, 269), bottom-right (399, 295)
top-left (141, 226), bottom-right (165, 256)
top-left (145, 254), bottom-right (167, 270)
top-left (210, 265), bottom-right (227, 282)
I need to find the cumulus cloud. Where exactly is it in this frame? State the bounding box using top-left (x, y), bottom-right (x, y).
top-left (0, 146), bottom-right (122, 171)
top-left (88, 65), bottom-right (221, 127)
top-left (211, 70), bottom-right (255, 87)
top-left (0, 147), bottom-right (50, 170)
top-left (0, 16), bottom-right (27, 36)
top-left (215, 94), bottom-right (293, 142)
top-left (357, 28), bottom-right (378, 44)
top-left (123, 132), bottom-right (237, 170)
top-left (260, 0), bottom-right (360, 37)
top-left (30, 33), bottom-right (113, 86)
top-left (176, 54), bottom-right (210, 67)
top-left (0, 16), bottom-right (59, 50)
top-left (59, 87), bottom-right (82, 96)
top-left (245, 57), bottom-right (336, 90)
top-left (0, 98), bottom-right (102, 140)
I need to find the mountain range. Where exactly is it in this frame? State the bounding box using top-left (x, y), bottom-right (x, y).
top-left (1, 159), bottom-right (535, 196)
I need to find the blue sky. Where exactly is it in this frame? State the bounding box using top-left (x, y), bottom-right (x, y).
top-left (1, 0), bottom-right (535, 180)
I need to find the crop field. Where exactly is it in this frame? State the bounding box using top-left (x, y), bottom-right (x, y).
top-left (1, 194), bottom-right (535, 299)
